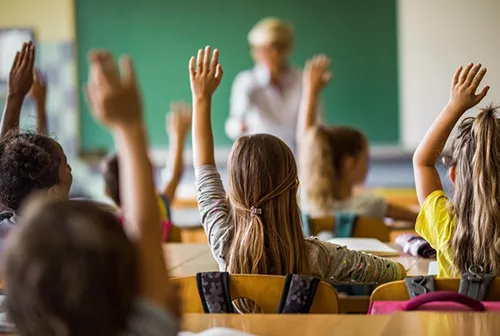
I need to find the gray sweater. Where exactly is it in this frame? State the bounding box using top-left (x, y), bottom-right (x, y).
top-left (195, 165), bottom-right (404, 283)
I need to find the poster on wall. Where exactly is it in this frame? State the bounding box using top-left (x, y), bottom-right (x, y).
top-left (0, 29), bottom-right (35, 88)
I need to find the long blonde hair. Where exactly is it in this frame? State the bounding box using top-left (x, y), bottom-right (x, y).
top-left (449, 105), bottom-right (500, 274)
top-left (300, 126), bottom-right (367, 216)
top-left (226, 134), bottom-right (308, 275)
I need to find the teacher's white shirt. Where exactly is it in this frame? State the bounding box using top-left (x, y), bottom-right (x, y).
top-left (225, 64), bottom-right (321, 153)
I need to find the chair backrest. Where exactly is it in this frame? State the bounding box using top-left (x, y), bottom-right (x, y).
top-left (370, 278), bottom-right (500, 301)
top-left (171, 274), bottom-right (339, 314)
top-left (309, 216), bottom-right (391, 242)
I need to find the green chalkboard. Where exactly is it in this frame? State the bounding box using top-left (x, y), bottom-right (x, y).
top-left (76, 0), bottom-right (399, 152)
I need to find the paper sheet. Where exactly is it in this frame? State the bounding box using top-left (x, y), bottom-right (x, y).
top-left (428, 261), bottom-right (438, 275)
top-left (327, 238), bottom-right (399, 257)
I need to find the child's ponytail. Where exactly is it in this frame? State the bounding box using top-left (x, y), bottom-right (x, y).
top-left (300, 126), bottom-right (366, 216)
top-left (451, 105), bottom-right (500, 274)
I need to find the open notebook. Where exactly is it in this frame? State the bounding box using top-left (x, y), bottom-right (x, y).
top-left (327, 238), bottom-right (400, 257)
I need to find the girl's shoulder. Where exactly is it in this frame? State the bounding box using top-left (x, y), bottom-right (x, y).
top-left (304, 238), bottom-right (336, 277)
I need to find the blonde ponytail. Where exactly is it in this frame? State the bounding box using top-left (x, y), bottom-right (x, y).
top-left (450, 105), bottom-right (500, 274)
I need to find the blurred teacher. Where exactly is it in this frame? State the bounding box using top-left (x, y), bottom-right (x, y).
top-left (225, 17), bottom-right (321, 153)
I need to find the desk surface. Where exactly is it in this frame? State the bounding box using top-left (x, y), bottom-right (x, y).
top-left (181, 312), bottom-right (500, 336)
top-left (182, 313), bottom-right (392, 336)
top-left (165, 243), bottom-right (434, 277)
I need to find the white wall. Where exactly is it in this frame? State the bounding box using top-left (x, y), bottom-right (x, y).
top-left (398, 0), bottom-right (500, 150)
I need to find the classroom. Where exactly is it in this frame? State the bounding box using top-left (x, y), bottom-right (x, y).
top-left (0, 0), bottom-right (500, 335)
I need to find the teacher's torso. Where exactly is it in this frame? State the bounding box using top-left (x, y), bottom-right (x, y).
top-left (226, 65), bottom-right (304, 153)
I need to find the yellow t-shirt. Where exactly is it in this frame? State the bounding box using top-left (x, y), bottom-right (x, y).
top-left (157, 194), bottom-right (170, 223)
top-left (416, 190), bottom-right (456, 278)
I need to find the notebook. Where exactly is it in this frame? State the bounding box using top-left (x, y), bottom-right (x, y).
top-left (327, 238), bottom-right (400, 257)
top-left (428, 261), bottom-right (438, 275)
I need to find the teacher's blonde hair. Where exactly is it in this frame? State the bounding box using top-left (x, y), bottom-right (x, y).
top-left (248, 17), bottom-right (294, 49)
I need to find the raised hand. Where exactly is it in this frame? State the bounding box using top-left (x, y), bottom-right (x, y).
top-left (303, 54), bottom-right (332, 94)
top-left (167, 102), bottom-right (192, 139)
top-left (9, 42), bottom-right (35, 98)
top-left (30, 69), bottom-right (47, 106)
top-left (448, 63), bottom-right (489, 113)
top-left (189, 46), bottom-right (223, 100)
top-left (85, 51), bottom-right (142, 129)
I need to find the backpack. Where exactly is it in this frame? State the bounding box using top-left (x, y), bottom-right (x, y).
top-left (369, 265), bottom-right (500, 314)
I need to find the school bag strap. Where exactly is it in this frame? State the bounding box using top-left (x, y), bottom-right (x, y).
top-left (334, 213), bottom-right (357, 237)
top-left (278, 274), bottom-right (320, 314)
top-left (404, 275), bottom-right (436, 298)
top-left (196, 272), bottom-right (234, 313)
top-left (458, 265), bottom-right (494, 301)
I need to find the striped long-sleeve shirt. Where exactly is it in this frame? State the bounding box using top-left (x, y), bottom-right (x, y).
top-left (195, 165), bottom-right (405, 283)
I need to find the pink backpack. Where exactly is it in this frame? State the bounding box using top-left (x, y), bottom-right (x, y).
top-left (369, 291), bottom-right (500, 314)
top-left (369, 265), bottom-right (500, 314)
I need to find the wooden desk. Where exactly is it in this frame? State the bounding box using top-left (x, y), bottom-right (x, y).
top-left (164, 243), bottom-right (211, 271)
top-left (165, 243), bottom-right (434, 277)
top-left (181, 312), bottom-right (500, 336)
top-left (182, 313), bottom-right (392, 336)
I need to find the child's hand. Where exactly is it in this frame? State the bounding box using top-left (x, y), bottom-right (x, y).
top-left (29, 70), bottom-right (47, 106)
top-left (448, 63), bottom-right (489, 113)
top-left (167, 101), bottom-right (192, 139)
top-left (189, 46), bottom-right (223, 100)
top-left (9, 42), bottom-right (35, 98)
top-left (303, 54), bottom-right (332, 94)
top-left (85, 51), bottom-right (142, 130)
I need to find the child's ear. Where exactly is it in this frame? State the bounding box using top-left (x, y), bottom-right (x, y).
top-left (47, 185), bottom-right (62, 197)
top-left (449, 166), bottom-right (456, 185)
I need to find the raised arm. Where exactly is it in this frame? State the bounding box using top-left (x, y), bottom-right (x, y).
top-left (162, 102), bottom-right (191, 201)
top-left (190, 46), bottom-right (223, 168)
top-left (85, 51), bottom-right (177, 316)
top-left (297, 55), bottom-right (331, 140)
top-left (30, 70), bottom-right (48, 134)
top-left (1, 42), bottom-right (35, 138)
top-left (413, 63), bottom-right (489, 205)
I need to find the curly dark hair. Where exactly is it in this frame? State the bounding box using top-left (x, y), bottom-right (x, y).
top-left (102, 154), bottom-right (121, 207)
top-left (0, 132), bottom-right (62, 211)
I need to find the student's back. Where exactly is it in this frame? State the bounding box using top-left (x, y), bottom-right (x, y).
top-left (190, 47), bottom-right (405, 283)
top-left (413, 63), bottom-right (496, 277)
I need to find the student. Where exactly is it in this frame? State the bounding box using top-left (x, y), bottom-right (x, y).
top-left (3, 51), bottom-right (179, 336)
top-left (191, 46), bottom-right (406, 282)
top-left (102, 103), bottom-right (191, 240)
top-left (0, 43), bottom-right (72, 249)
top-left (414, 63), bottom-right (493, 277)
top-left (298, 55), bottom-right (418, 224)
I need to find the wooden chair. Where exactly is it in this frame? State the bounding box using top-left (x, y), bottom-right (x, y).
top-left (370, 278), bottom-right (500, 302)
top-left (171, 274), bottom-right (339, 314)
top-left (308, 216), bottom-right (391, 242)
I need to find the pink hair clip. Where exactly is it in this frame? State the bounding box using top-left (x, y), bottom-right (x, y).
top-left (250, 206), bottom-right (262, 217)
